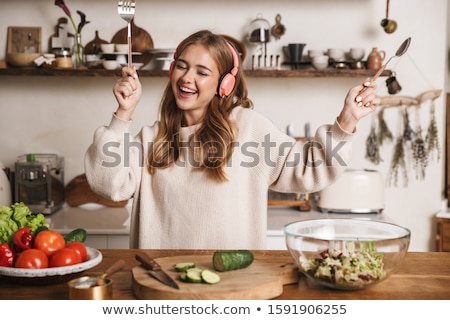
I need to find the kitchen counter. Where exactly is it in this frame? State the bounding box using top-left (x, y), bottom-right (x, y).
top-left (1, 249), bottom-right (449, 300)
top-left (48, 204), bottom-right (391, 249)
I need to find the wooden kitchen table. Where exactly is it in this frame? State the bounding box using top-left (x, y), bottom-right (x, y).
top-left (1, 250), bottom-right (449, 300)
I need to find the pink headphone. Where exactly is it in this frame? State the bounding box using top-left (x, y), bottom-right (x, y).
top-left (169, 42), bottom-right (239, 98)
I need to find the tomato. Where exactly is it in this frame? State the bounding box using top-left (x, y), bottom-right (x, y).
top-left (34, 230), bottom-right (65, 257)
top-left (48, 248), bottom-right (82, 267)
top-left (15, 249), bottom-right (48, 269)
top-left (66, 242), bottom-right (87, 262)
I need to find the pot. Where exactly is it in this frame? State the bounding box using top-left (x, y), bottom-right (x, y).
top-left (68, 259), bottom-right (125, 300)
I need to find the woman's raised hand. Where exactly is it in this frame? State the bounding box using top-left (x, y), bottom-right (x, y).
top-left (113, 66), bottom-right (142, 121)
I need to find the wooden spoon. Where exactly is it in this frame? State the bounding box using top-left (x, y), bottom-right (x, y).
top-left (96, 259), bottom-right (126, 286)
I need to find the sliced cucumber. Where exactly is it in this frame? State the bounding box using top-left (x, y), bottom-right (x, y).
top-left (185, 268), bottom-right (203, 283)
top-left (201, 269), bottom-right (221, 284)
top-left (213, 250), bottom-right (254, 272)
top-left (174, 262), bottom-right (196, 272)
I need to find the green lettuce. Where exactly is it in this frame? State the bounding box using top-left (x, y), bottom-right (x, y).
top-left (0, 202), bottom-right (49, 244)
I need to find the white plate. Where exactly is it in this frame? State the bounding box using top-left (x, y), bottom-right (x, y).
top-left (0, 247), bottom-right (102, 278)
top-left (145, 48), bottom-right (176, 54)
top-left (100, 52), bottom-right (142, 56)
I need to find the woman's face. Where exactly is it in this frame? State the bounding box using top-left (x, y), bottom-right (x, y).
top-left (171, 44), bottom-right (221, 126)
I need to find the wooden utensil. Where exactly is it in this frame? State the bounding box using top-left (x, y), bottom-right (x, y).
top-left (96, 259), bottom-right (126, 286)
top-left (84, 30), bottom-right (109, 54)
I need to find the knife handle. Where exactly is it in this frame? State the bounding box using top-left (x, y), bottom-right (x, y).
top-left (135, 252), bottom-right (161, 271)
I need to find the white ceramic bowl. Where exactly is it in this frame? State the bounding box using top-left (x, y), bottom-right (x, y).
top-left (311, 55), bottom-right (329, 70)
top-left (327, 48), bottom-right (345, 62)
top-left (308, 50), bottom-right (324, 59)
top-left (103, 60), bottom-right (118, 70)
top-left (285, 219), bottom-right (410, 290)
top-left (100, 43), bottom-right (115, 54)
top-left (115, 44), bottom-right (128, 53)
top-left (0, 247), bottom-right (102, 285)
top-left (350, 48), bottom-right (365, 61)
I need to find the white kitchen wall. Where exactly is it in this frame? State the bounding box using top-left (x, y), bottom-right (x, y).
top-left (0, 0), bottom-right (448, 251)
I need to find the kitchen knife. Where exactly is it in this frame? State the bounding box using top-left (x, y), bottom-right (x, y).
top-left (135, 252), bottom-right (180, 289)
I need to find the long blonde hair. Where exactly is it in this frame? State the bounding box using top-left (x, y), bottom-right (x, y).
top-left (147, 30), bottom-right (253, 182)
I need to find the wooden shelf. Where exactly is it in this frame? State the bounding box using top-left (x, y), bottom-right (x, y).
top-left (0, 67), bottom-right (391, 78)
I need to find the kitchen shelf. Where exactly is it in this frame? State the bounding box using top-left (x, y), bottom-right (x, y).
top-left (0, 67), bottom-right (391, 78)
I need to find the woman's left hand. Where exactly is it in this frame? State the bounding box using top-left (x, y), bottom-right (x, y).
top-left (337, 78), bottom-right (381, 133)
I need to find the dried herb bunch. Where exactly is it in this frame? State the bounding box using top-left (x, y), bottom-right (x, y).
top-left (377, 108), bottom-right (393, 145)
top-left (412, 129), bottom-right (428, 180)
top-left (425, 102), bottom-right (440, 161)
top-left (388, 135), bottom-right (408, 187)
top-left (365, 121), bottom-right (382, 164)
top-left (402, 108), bottom-right (415, 143)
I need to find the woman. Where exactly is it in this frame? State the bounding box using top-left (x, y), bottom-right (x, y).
top-left (85, 30), bottom-right (380, 249)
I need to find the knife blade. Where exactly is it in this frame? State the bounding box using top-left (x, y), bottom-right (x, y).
top-left (135, 252), bottom-right (180, 289)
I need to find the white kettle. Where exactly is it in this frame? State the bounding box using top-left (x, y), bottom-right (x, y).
top-left (0, 161), bottom-right (12, 206)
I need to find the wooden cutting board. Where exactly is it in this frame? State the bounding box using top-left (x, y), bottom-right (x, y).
top-left (132, 255), bottom-right (299, 300)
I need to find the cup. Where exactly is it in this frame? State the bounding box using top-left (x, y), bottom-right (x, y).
top-left (102, 60), bottom-right (118, 70)
top-left (100, 43), bottom-right (115, 54)
top-left (349, 48), bottom-right (365, 61)
top-left (308, 50), bottom-right (324, 59)
top-left (327, 48), bottom-right (345, 62)
top-left (285, 43), bottom-right (306, 63)
top-left (311, 55), bottom-right (329, 70)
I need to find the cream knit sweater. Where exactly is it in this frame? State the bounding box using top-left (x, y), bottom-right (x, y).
top-left (85, 107), bottom-right (353, 249)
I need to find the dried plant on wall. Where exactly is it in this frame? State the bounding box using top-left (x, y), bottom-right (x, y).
top-left (366, 89), bottom-right (442, 188)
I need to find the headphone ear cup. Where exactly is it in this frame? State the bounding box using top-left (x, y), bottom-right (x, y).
top-left (218, 73), bottom-right (236, 98)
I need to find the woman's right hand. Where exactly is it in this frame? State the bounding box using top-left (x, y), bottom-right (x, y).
top-left (113, 66), bottom-right (142, 121)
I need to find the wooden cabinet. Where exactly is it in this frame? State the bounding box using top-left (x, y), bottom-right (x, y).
top-left (436, 218), bottom-right (450, 252)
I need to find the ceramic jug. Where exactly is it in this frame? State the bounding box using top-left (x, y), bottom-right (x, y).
top-left (367, 47), bottom-right (385, 70)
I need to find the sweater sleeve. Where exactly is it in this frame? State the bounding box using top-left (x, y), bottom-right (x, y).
top-left (84, 113), bottom-right (144, 202)
top-left (234, 108), bottom-right (354, 194)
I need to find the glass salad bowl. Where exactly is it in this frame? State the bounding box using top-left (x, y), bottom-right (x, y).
top-left (284, 219), bottom-right (411, 290)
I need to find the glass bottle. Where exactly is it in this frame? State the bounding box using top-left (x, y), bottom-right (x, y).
top-left (72, 33), bottom-right (86, 68)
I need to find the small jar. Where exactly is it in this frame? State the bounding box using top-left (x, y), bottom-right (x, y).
top-left (53, 48), bottom-right (73, 69)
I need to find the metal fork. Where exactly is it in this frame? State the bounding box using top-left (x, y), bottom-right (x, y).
top-left (117, 0), bottom-right (135, 67)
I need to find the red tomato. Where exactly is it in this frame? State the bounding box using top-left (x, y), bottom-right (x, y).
top-left (48, 248), bottom-right (82, 267)
top-left (34, 230), bottom-right (65, 257)
top-left (65, 242), bottom-right (87, 262)
top-left (15, 249), bottom-right (49, 269)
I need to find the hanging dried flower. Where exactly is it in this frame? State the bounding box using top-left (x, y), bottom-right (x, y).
top-left (412, 130), bottom-right (428, 180)
top-left (377, 108), bottom-right (393, 145)
top-left (365, 122), bottom-right (382, 164)
top-left (387, 135), bottom-right (408, 187)
top-left (402, 108), bottom-right (415, 143)
top-left (425, 102), bottom-right (440, 161)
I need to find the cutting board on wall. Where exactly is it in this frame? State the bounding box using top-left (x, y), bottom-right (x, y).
top-left (111, 20), bottom-right (153, 65)
top-left (65, 173), bottom-right (128, 207)
top-left (132, 255), bottom-right (299, 300)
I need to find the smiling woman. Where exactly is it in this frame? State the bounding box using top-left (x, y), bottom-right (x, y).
top-left (84, 30), bottom-right (380, 250)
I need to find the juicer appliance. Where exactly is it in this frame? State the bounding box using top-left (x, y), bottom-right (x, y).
top-left (14, 153), bottom-right (64, 214)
